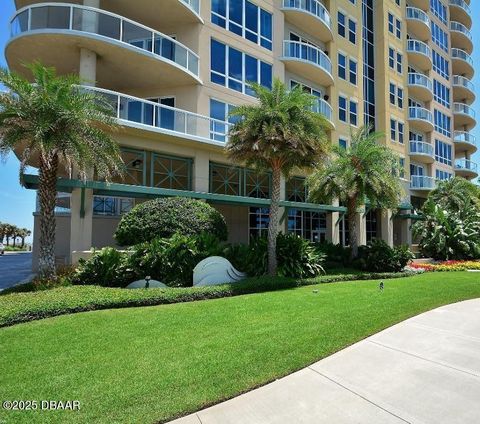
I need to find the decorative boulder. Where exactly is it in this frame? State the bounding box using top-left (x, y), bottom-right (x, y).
top-left (193, 256), bottom-right (247, 287)
top-left (126, 279), bottom-right (167, 289)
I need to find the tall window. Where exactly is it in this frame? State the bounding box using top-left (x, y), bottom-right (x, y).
top-left (431, 22), bottom-right (448, 52)
top-left (433, 80), bottom-right (450, 108)
top-left (210, 39), bottom-right (272, 96)
top-left (436, 169), bottom-right (452, 181)
top-left (434, 110), bottom-right (451, 137)
top-left (209, 99), bottom-right (237, 142)
top-left (362, 0), bottom-right (375, 127)
top-left (432, 50), bottom-right (449, 80)
top-left (435, 139), bottom-right (452, 165)
top-left (430, 0), bottom-right (447, 24)
top-left (211, 0), bottom-right (273, 50)
top-left (249, 207), bottom-right (270, 238)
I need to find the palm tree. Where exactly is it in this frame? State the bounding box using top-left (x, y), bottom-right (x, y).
top-left (227, 79), bottom-right (330, 276)
top-left (0, 222), bottom-right (5, 244)
top-left (428, 177), bottom-right (480, 212)
top-left (0, 63), bottom-right (123, 278)
top-left (4, 224), bottom-right (15, 247)
top-left (307, 125), bottom-right (404, 258)
top-left (19, 228), bottom-right (32, 248)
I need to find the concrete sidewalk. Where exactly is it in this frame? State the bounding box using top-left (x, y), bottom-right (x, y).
top-left (170, 299), bottom-right (480, 424)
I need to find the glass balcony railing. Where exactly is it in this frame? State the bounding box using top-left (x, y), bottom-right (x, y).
top-left (451, 48), bottom-right (473, 66)
top-left (409, 141), bottom-right (434, 157)
top-left (450, 21), bottom-right (472, 40)
top-left (409, 106), bottom-right (433, 123)
top-left (10, 3), bottom-right (200, 77)
top-left (282, 0), bottom-right (331, 29)
top-left (449, 0), bottom-right (471, 15)
top-left (455, 159), bottom-right (478, 173)
top-left (406, 7), bottom-right (429, 25)
top-left (181, 0), bottom-right (200, 15)
top-left (453, 75), bottom-right (475, 92)
top-left (411, 176), bottom-right (436, 190)
top-left (82, 86), bottom-right (232, 143)
top-left (282, 40), bottom-right (332, 76)
top-left (407, 39), bottom-right (431, 57)
top-left (454, 131), bottom-right (476, 146)
top-left (408, 73), bottom-right (433, 91)
top-left (312, 97), bottom-right (333, 123)
top-left (453, 102), bottom-right (476, 118)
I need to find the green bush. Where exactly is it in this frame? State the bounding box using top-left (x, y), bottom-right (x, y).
top-left (315, 241), bottom-right (352, 268)
top-left (356, 239), bottom-right (414, 273)
top-left (114, 197), bottom-right (228, 246)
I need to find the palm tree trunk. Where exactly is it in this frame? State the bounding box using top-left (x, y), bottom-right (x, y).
top-left (21, 237), bottom-right (25, 248)
top-left (347, 198), bottom-right (358, 259)
top-left (38, 154), bottom-right (59, 279)
top-left (267, 166), bottom-right (282, 276)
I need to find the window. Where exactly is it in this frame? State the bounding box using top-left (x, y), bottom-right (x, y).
top-left (388, 13), bottom-right (394, 34)
top-left (410, 164), bottom-right (425, 177)
top-left (151, 154), bottom-right (192, 190)
top-left (431, 22), bottom-right (448, 52)
top-left (339, 138), bottom-right (348, 149)
top-left (436, 169), bottom-right (452, 181)
top-left (433, 80), bottom-right (450, 108)
top-left (430, 0), bottom-right (447, 25)
top-left (399, 157), bottom-right (405, 179)
top-left (366, 210), bottom-right (377, 242)
top-left (435, 139), bottom-right (452, 165)
top-left (249, 207), bottom-right (269, 238)
top-left (389, 83), bottom-right (396, 105)
top-left (348, 18), bottom-right (356, 44)
top-left (432, 50), bottom-right (449, 80)
top-left (389, 47), bottom-right (395, 69)
top-left (396, 52), bottom-right (403, 74)
top-left (388, 13), bottom-right (401, 38)
top-left (211, 0), bottom-right (273, 50)
top-left (349, 59), bottom-right (357, 85)
top-left (286, 177), bottom-right (307, 202)
top-left (338, 11), bottom-right (346, 37)
top-left (395, 0), bottom-right (400, 5)
top-left (93, 196), bottom-right (134, 216)
top-left (434, 110), bottom-right (451, 137)
top-left (390, 118), bottom-right (404, 143)
top-left (398, 122), bottom-right (404, 144)
top-left (290, 80), bottom-right (322, 98)
top-left (287, 210), bottom-right (327, 242)
top-left (389, 83), bottom-right (403, 108)
top-left (395, 18), bottom-right (401, 39)
top-left (210, 39), bottom-right (272, 96)
top-left (349, 100), bottom-right (358, 126)
top-left (338, 53), bottom-right (347, 80)
top-left (363, 0), bottom-right (375, 128)
top-left (210, 98), bottom-right (237, 142)
top-left (339, 96), bottom-right (347, 122)
top-left (390, 118), bottom-right (396, 141)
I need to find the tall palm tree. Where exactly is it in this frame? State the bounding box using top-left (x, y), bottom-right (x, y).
top-left (428, 176), bottom-right (480, 212)
top-left (307, 125), bottom-right (403, 258)
top-left (227, 79), bottom-right (330, 276)
top-left (19, 228), bottom-right (32, 248)
top-left (0, 63), bottom-right (123, 278)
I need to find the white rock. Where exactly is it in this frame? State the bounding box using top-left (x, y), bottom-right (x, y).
top-left (193, 256), bottom-right (247, 286)
top-left (126, 279), bottom-right (167, 289)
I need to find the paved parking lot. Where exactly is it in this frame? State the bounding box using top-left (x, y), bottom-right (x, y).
top-left (0, 252), bottom-right (33, 290)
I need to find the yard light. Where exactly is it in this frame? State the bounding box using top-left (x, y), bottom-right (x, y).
top-left (145, 276), bottom-right (151, 289)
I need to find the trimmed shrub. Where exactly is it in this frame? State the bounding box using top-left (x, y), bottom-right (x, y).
top-left (315, 241), bottom-right (352, 269)
top-left (114, 197), bottom-right (228, 246)
top-left (356, 239), bottom-right (414, 273)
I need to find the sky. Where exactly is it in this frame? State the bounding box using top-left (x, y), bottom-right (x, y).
top-left (0, 1), bottom-right (479, 237)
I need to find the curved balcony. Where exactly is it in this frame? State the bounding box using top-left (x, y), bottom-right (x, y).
top-left (453, 103), bottom-right (476, 129)
top-left (82, 86), bottom-right (231, 145)
top-left (454, 131), bottom-right (477, 154)
top-left (449, 0), bottom-right (472, 29)
top-left (410, 176), bottom-right (436, 191)
top-left (281, 40), bottom-right (334, 86)
top-left (455, 159), bottom-right (478, 179)
top-left (281, 0), bottom-right (332, 42)
top-left (408, 73), bottom-right (433, 102)
top-left (407, 0), bottom-right (429, 11)
top-left (452, 75), bottom-right (475, 104)
top-left (408, 107), bottom-right (434, 133)
top-left (7, 4), bottom-right (201, 90)
top-left (312, 98), bottom-right (334, 129)
top-left (450, 22), bottom-right (473, 54)
top-left (406, 7), bottom-right (430, 41)
top-left (451, 48), bottom-right (474, 80)
top-left (406, 40), bottom-right (432, 71)
top-left (14, 0), bottom-right (203, 27)
top-left (409, 141), bottom-right (434, 164)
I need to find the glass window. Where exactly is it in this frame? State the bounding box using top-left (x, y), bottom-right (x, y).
top-left (397, 87), bottom-right (403, 108)
top-left (434, 110), bottom-right (451, 137)
top-left (432, 50), bottom-right (449, 80)
top-left (435, 139), bottom-right (452, 165)
top-left (338, 11), bottom-right (346, 37)
top-left (389, 83), bottom-right (396, 105)
top-left (433, 80), bottom-right (450, 108)
top-left (390, 118), bottom-right (396, 141)
top-left (338, 53), bottom-right (347, 80)
top-left (249, 207), bottom-right (270, 238)
top-left (339, 138), bottom-right (348, 149)
top-left (430, 0), bottom-right (447, 25)
top-left (396, 52), bottom-right (403, 74)
top-left (388, 47), bottom-right (395, 69)
top-left (395, 18), bottom-right (401, 39)
top-left (398, 122), bottom-right (404, 144)
top-left (151, 154), bottom-right (192, 190)
top-left (348, 19), bottom-right (356, 44)
top-left (286, 177), bottom-right (307, 202)
top-left (339, 96), bottom-right (347, 122)
top-left (349, 100), bottom-right (358, 126)
top-left (388, 13), bottom-right (394, 34)
top-left (431, 22), bottom-right (448, 52)
top-left (349, 59), bottom-right (357, 85)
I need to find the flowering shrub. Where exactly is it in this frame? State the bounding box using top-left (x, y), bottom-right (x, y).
top-left (410, 260), bottom-right (480, 272)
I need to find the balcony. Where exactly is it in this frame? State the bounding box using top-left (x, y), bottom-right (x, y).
top-left (406, 7), bottom-right (430, 41)
top-left (406, 0), bottom-right (429, 11)
top-left (14, 0), bottom-right (203, 27)
top-left (449, 0), bottom-right (472, 29)
top-left (453, 103), bottom-right (476, 129)
top-left (410, 176), bottom-right (436, 191)
top-left (409, 141), bottom-right (434, 164)
top-left (452, 75), bottom-right (475, 104)
top-left (83, 86), bottom-right (232, 145)
top-left (312, 98), bottom-right (334, 129)
top-left (408, 73), bottom-right (433, 102)
top-left (406, 39), bottom-right (432, 71)
top-left (455, 159), bottom-right (478, 179)
top-left (281, 40), bottom-right (334, 86)
top-left (454, 131), bottom-right (477, 154)
top-left (451, 48), bottom-right (474, 80)
top-left (408, 107), bottom-right (434, 133)
top-left (282, 0), bottom-right (332, 42)
top-left (7, 4), bottom-right (201, 90)
top-left (450, 22), bottom-right (473, 54)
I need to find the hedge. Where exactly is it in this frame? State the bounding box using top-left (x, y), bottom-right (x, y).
top-left (0, 271), bottom-right (418, 327)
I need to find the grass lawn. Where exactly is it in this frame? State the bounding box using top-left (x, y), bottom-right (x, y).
top-left (1, 272), bottom-right (479, 424)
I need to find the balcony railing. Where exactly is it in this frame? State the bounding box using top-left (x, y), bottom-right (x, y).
top-left (450, 21), bottom-right (472, 40)
top-left (282, 0), bottom-right (331, 29)
top-left (409, 141), bottom-right (434, 157)
top-left (83, 86), bottom-right (232, 143)
top-left (282, 40), bottom-right (332, 75)
top-left (408, 73), bottom-right (433, 91)
top-left (409, 106), bottom-right (433, 123)
top-left (454, 131), bottom-right (476, 146)
top-left (453, 75), bottom-right (475, 92)
top-left (181, 0), bottom-right (200, 15)
top-left (312, 98), bottom-right (333, 123)
top-left (449, 0), bottom-right (471, 15)
top-left (455, 159), bottom-right (478, 173)
top-left (10, 3), bottom-right (200, 77)
top-left (411, 176), bottom-right (436, 190)
top-left (453, 102), bottom-right (476, 118)
top-left (406, 7), bottom-right (429, 25)
top-left (407, 39), bottom-right (431, 57)
top-left (451, 48), bottom-right (473, 66)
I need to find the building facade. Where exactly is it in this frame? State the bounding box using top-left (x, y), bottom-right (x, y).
top-left (5, 0), bottom-right (476, 268)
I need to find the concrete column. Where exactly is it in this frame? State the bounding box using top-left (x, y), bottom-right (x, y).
top-left (380, 209), bottom-right (394, 247)
top-left (84, 0), bottom-right (100, 6)
top-left (79, 48), bottom-right (97, 86)
top-left (400, 217), bottom-right (413, 246)
top-left (70, 188), bottom-right (94, 259)
top-left (326, 199), bottom-right (340, 244)
top-left (354, 210), bottom-right (367, 247)
top-left (193, 151), bottom-right (210, 192)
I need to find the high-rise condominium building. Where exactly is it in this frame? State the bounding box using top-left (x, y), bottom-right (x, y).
top-left (5, 0), bottom-right (475, 268)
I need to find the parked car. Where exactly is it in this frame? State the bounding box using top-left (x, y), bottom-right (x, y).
top-left (0, 243), bottom-right (4, 255)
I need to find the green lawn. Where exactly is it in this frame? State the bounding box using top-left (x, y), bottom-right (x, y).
top-left (1, 272), bottom-right (479, 424)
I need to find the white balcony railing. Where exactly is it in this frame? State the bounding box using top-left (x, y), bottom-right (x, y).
top-left (453, 102), bottom-right (476, 118)
top-left (408, 73), bottom-right (433, 91)
top-left (450, 21), bottom-right (472, 40)
top-left (282, 0), bottom-right (331, 29)
top-left (454, 131), bottom-right (476, 146)
top-left (409, 141), bottom-right (434, 157)
top-left (282, 40), bottom-right (332, 75)
top-left (407, 39), bottom-right (431, 57)
top-left (406, 7), bottom-right (429, 25)
top-left (409, 106), bottom-right (433, 123)
top-left (453, 75), bottom-right (475, 92)
top-left (10, 3), bottom-right (200, 77)
top-left (312, 98), bottom-right (333, 122)
top-left (455, 159), bottom-right (478, 173)
top-left (411, 176), bottom-right (436, 190)
top-left (449, 0), bottom-right (471, 15)
top-left (451, 48), bottom-right (473, 66)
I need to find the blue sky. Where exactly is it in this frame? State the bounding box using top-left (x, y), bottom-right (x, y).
top-left (0, 1), bottom-right (479, 236)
